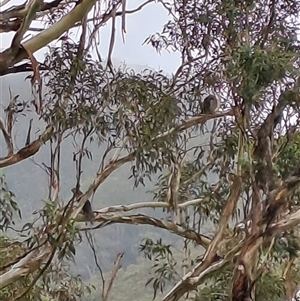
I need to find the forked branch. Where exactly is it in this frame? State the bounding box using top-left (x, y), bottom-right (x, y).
top-left (0, 124), bottom-right (53, 168)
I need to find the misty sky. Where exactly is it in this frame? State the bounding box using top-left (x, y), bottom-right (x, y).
top-left (0, 0), bottom-right (181, 73)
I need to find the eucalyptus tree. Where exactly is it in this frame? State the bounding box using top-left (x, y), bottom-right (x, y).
top-left (1, 0), bottom-right (300, 301)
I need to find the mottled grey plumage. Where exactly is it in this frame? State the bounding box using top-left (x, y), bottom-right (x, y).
top-left (201, 95), bottom-right (219, 114)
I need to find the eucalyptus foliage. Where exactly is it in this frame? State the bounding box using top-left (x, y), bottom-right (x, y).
top-left (1, 0), bottom-right (300, 300)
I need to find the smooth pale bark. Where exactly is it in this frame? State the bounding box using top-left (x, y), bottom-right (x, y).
top-left (7, 0), bottom-right (97, 69)
top-left (0, 245), bottom-right (52, 289)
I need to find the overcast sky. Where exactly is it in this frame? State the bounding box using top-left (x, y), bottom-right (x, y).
top-left (0, 0), bottom-right (181, 74)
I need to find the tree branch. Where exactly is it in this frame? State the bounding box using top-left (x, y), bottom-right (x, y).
top-left (162, 241), bottom-right (243, 301)
top-left (161, 174), bottom-right (242, 301)
top-left (0, 243), bottom-right (52, 289)
top-left (78, 213), bottom-right (211, 248)
top-left (0, 118), bottom-right (13, 155)
top-left (0, 108), bottom-right (231, 287)
top-left (0, 0), bottom-right (66, 21)
top-left (102, 253), bottom-right (124, 301)
top-left (154, 110), bottom-right (233, 140)
top-left (0, 124), bottom-right (53, 168)
top-left (9, 0), bottom-right (43, 61)
top-left (0, 18), bottom-right (22, 32)
top-left (0, 62), bottom-right (47, 76)
top-left (270, 208), bottom-right (300, 232)
top-left (0, 0), bottom-right (97, 73)
top-left (96, 198), bottom-right (204, 214)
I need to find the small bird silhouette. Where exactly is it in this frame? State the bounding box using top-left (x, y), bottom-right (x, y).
top-left (71, 188), bottom-right (94, 223)
top-left (201, 95), bottom-right (220, 114)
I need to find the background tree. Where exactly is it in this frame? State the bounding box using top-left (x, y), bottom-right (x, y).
top-left (1, 0), bottom-right (300, 301)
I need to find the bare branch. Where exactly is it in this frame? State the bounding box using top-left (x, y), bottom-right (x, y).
top-left (0, 0), bottom-right (66, 20)
top-left (271, 208), bottom-right (300, 232)
top-left (161, 174), bottom-right (242, 301)
top-left (106, 3), bottom-right (117, 72)
top-left (0, 124), bottom-right (53, 168)
top-left (0, 243), bottom-right (52, 289)
top-left (0, 118), bottom-right (13, 155)
top-left (162, 241), bottom-right (243, 301)
top-left (0, 0), bottom-right (12, 8)
top-left (0, 18), bottom-right (22, 32)
top-left (0, 62), bottom-right (47, 76)
top-left (78, 213), bottom-right (211, 248)
top-left (96, 198), bottom-right (204, 214)
top-left (0, 0), bottom-right (98, 72)
top-left (10, 0), bottom-right (43, 58)
top-left (103, 253), bottom-right (124, 301)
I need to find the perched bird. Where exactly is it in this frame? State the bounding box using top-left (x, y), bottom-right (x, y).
top-left (273, 108), bottom-right (283, 129)
top-left (71, 188), bottom-right (94, 223)
top-left (201, 95), bottom-right (220, 114)
top-left (201, 33), bottom-right (211, 58)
